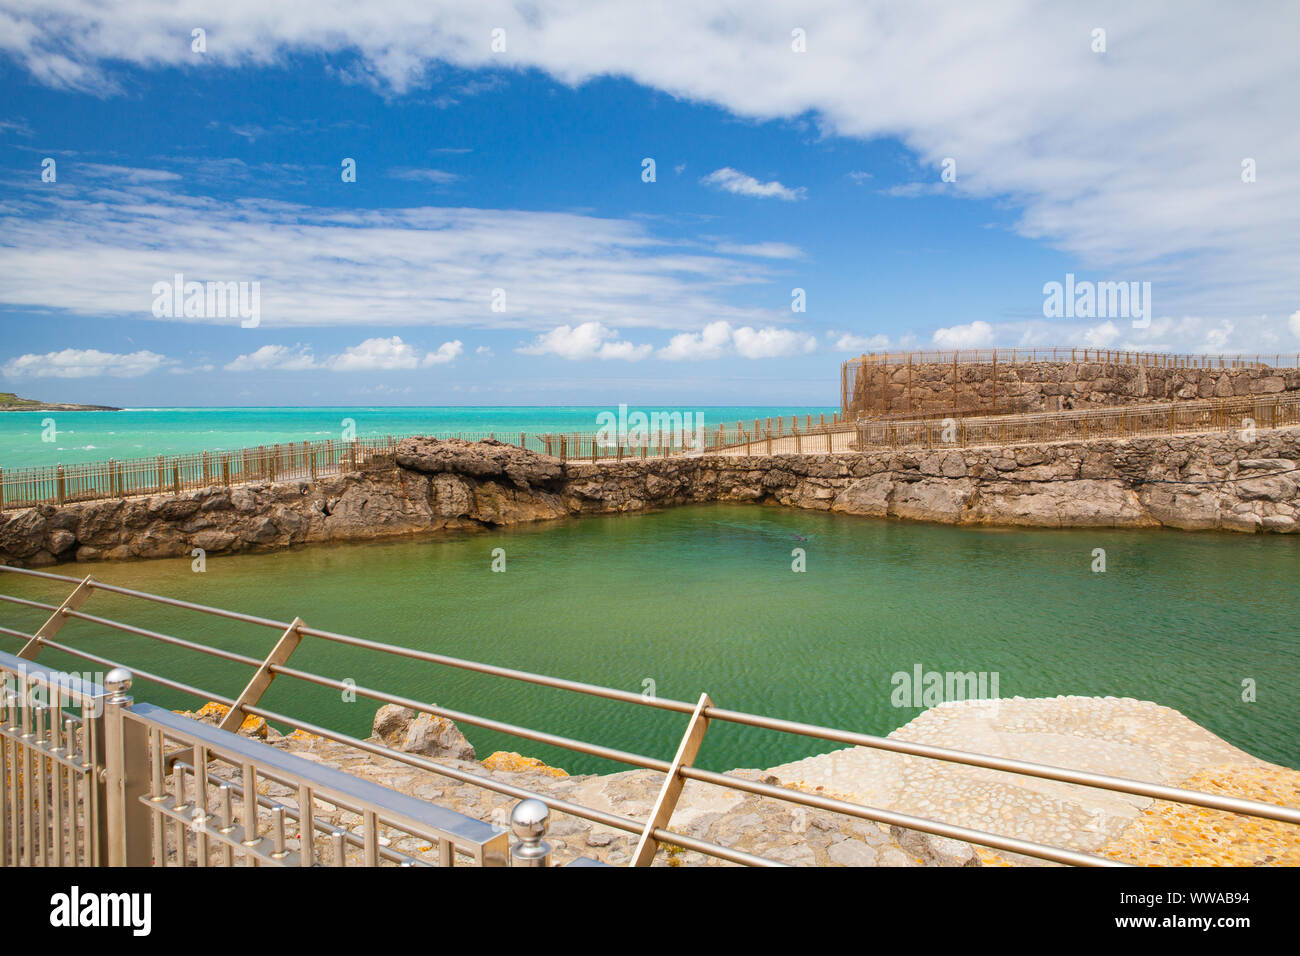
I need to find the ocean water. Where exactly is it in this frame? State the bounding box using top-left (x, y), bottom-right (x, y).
top-left (1, 504), bottom-right (1295, 775)
top-left (0, 405), bottom-right (837, 468)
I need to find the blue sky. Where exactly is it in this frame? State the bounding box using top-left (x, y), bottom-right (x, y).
top-left (1, 2), bottom-right (1297, 406)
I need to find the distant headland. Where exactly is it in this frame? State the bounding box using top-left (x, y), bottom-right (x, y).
top-left (0, 391), bottom-right (119, 412)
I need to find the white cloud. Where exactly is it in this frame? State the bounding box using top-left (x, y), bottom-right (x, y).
top-left (422, 340), bottom-right (464, 366)
top-left (329, 336), bottom-right (425, 372)
top-left (1, 1), bottom-right (1285, 319)
top-left (1, 348), bottom-right (170, 378)
top-left (516, 322), bottom-right (652, 361)
top-left (658, 320), bottom-right (817, 360)
top-left (659, 321), bottom-right (735, 361)
top-left (715, 241), bottom-right (804, 259)
top-left (1290, 310), bottom-right (1300, 339)
top-left (388, 168), bottom-right (460, 184)
top-left (847, 171), bottom-right (873, 184)
top-left (933, 321), bottom-right (995, 349)
top-left (832, 332), bottom-right (890, 352)
top-left (224, 337), bottom-right (463, 372)
top-left (3, 4), bottom-right (1298, 321)
top-left (879, 182), bottom-right (952, 198)
top-left (1081, 321), bottom-right (1121, 348)
top-left (700, 167), bottom-right (805, 201)
top-left (732, 325), bottom-right (818, 359)
top-left (224, 345), bottom-right (317, 372)
top-left (0, 181), bottom-right (778, 331)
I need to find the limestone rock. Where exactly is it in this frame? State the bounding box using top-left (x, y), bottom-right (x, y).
top-left (397, 437), bottom-right (563, 490)
top-left (371, 704), bottom-right (477, 761)
top-left (891, 826), bottom-right (982, 867)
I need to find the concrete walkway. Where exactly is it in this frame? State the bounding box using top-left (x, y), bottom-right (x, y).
top-left (765, 696), bottom-right (1288, 865)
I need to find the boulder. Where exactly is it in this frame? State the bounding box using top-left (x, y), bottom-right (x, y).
top-left (371, 704), bottom-right (476, 761)
top-left (396, 438), bottom-right (563, 490)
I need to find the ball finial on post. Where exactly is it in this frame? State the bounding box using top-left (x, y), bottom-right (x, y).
top-left (510, 798), bottom-right (552, 867)
top-left (104, 667), bottom-right (133, 703)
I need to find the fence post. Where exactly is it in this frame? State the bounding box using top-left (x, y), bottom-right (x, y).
top-left (102, 669), bottom-right (152, 866)
top-left (56, 465), bottom-right (65, 506)
top-left (509, 799), bottom-right (553, 868)
top-left (0, 466), bottom-right (4, 512)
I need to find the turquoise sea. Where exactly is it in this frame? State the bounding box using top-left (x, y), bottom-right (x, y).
top-left (0, 405), bottom-right (837, 468)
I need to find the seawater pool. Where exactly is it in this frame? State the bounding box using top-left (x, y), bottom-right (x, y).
top-left (1, 504), bottom-right (1296, 774)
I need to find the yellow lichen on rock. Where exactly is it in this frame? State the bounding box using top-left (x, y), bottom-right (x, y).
top-left (172, 701), bottom-right (267, 738)
top-left (1100, 763), bottom-right (1300, 866)
top-left (482, 751), bottom-right (568, 777)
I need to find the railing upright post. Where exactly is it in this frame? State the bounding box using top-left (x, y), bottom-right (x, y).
top-left (103, 669), bottom-right (151, 866)
top-left (509, 799), bottom-right (552, 867)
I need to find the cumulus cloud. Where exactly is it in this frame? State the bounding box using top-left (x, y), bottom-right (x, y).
top-left (658, 321), bottom-right (735, 361)
top-left (658, 320), bottom-right (818, 360)
top-left (1081, 321), bottom-right (1121, 349)
top-left (700, 168), bottom-right (805, 201)
top-left (1, 348), bottom-right (170, 378)
top-left (732, 325), bottom-right (818, 358)
top-left (224, 338), bottom-right (462, 372)
top-left (224, 344), bottom-right (317, 372)
top-left (516, 322), bottom-right (652, 361)
top-left (932, 321), bottom-right (995, 349)
top-left (423, 340), bottom-right (464, 365)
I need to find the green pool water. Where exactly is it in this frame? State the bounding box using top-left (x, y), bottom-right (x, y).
top-left (2, 505), bottom-right (1296, 775)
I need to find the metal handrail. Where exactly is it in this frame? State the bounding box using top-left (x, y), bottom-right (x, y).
top-left (3, 563), bottom-right (1299, 868)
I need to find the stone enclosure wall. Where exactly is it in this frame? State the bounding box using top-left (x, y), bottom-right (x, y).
top-left (847, 359), bottom-right (1300, 418)
top-left (1, 428), bottom-right (1297, 569)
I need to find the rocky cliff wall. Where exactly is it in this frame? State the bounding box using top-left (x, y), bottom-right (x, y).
top-left (2, 429), bottom-right (1297, 567)
top-left (848, 360), bottom-right (1300, 417)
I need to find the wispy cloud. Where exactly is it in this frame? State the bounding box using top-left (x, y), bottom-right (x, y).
top-left (388, 167), bottom-right (460, 184)
top-left (715, 241), bottom-right (804, 259)
top-left (701, 167), bottom-right (805, 201)
top-left (0, 178), bottom-right (781, 331)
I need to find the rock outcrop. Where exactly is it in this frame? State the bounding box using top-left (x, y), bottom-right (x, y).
top-left (2, 428), bottom-right (1298, 567)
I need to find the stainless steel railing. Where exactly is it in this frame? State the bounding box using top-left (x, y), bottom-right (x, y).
top-left (0, 652), bottom-right (517, 867)
top-left (2, 563), bottom-right (1299, 867)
